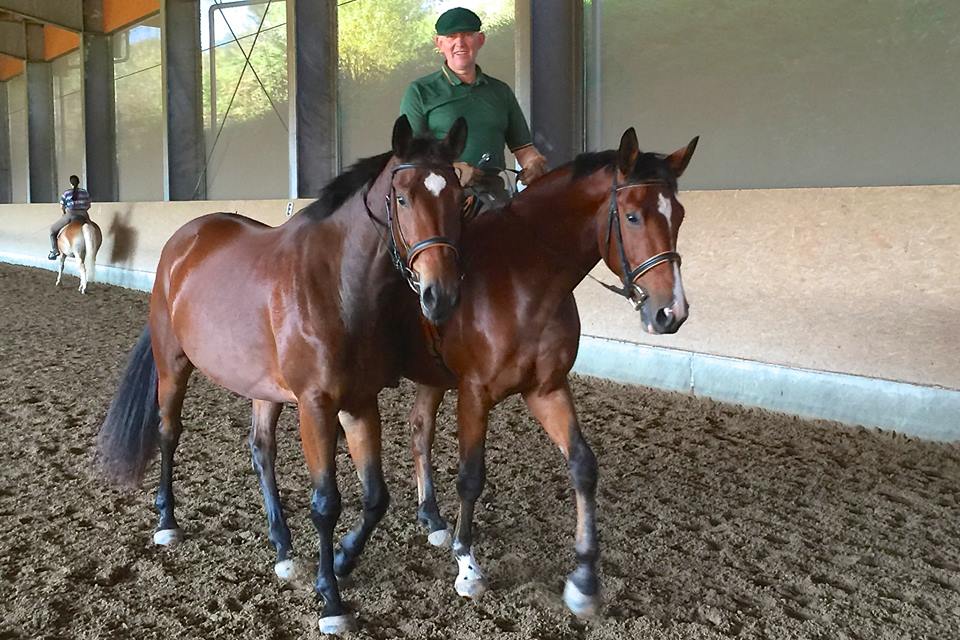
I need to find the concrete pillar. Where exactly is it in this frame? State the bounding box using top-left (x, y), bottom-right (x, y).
top-left (82, 0), bottom-right (117, 201)
top-left (530, 0), bottom-right (583, 167)
top-left (24, 21), bottom-right (56, 203)
top-left (0, 82), bottom-right (11, 203)
top-left (82, 34), bottom-right (117, 202)
top-left (26, 61), bottom-right (55, 203)
top-left (290, 0), bottom-right (337, 197)
top-left (161, 0), bottom-right (205, 200)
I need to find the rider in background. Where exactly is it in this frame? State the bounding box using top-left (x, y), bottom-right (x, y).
top-left (400, 7), bottom-right (548, 211)
top-left (48, 174), bottom-right (91, 260)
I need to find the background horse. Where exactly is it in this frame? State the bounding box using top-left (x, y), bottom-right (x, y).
top-left (397, 128), bottom-right (698, 617)
top-left (55, 219), bottom-right (102, 294)
top-left (243, 129), bottom-right (698, 620)
top-left (97, 115), bottom-right (467, 635)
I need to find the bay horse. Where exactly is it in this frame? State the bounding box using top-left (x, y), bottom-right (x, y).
top-left (246, 128), bottom-right (698, 620)
top-left (399, 129), bottom-right (698, 617)
top-left (55, 218), bottom-right (102, 294)
top-left (97, 115), bottom-right (468, 635)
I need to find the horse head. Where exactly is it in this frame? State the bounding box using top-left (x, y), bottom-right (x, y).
top-left (598, 128), bottom-right (698, 334)
top-left (388, 115), bottom-right (468, 325)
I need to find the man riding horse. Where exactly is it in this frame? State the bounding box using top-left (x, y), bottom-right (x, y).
top-left (401, 7), bottom-right (548, 211)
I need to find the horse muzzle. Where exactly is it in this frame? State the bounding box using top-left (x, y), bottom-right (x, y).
top-left (419, 280), bottom-right (460, 325)
top-left (641, 297), bottom-right (688, 335)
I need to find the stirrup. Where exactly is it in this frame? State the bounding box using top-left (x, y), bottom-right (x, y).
top-left (47, 250), bottom-right (59, 260)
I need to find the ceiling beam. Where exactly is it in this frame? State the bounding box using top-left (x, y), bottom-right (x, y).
top-left (0, 0), bottom-right (82, 32)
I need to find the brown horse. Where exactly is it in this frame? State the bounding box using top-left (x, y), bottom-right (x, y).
top-left (55, 218), bottom-right (102, 294)
top-left (246, 128), bottom-right (698, 620)
top-left (397, 130), bottom-right (697, 617)
top-left (97, 115), bottom-right (467, 634)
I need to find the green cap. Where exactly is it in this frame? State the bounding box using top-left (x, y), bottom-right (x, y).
top-left (435, 7), bottom-right (482, 35)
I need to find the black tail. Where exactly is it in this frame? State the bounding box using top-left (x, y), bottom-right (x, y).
top-left (97, 326), bottom-right (160, 486)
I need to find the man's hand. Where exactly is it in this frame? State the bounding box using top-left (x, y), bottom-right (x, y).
top-left (515, 146), bottom-right (548, 185)
top-left (454, 161), bottom-right (477, 187)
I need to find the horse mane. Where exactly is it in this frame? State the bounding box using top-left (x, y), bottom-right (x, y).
top-left (301, 151), bottom-right (393, 221)
top-left (301, 135), bottom-right (459, 222)
top-left (570, 149), bottom-right (679, 191)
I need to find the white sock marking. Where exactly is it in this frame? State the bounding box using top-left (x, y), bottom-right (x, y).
top-left (424, 172), bottom-right (447, 197)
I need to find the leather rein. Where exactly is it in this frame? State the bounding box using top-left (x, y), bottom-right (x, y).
top-left (602, 175), bottom-right (682, 311)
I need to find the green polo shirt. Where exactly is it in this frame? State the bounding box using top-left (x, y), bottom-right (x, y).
top-left (400, 64), bottom-right (532, 169)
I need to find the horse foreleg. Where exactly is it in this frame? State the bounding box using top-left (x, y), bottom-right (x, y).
top-left (298, 393), bottom-right (357, 634)
top-left (451, 385), bottom-right (493, 599)
top-left (409, 384), bottom-right (449, 546)
top-left (333, 402), bottom-right (390, 578)
top-left (249, 399), bottom-right (294, 579)
top-left (523, 380), bottom-right (600, 618)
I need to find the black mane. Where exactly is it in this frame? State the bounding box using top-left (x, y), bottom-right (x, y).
top-left (571, 149), bottom-right (678, 191)
top-left (301, 135), bottom-right (459, 222)
top-left (301, 151), bottom-right (392, 221)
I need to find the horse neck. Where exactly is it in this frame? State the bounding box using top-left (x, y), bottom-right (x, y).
top-left (512, 166), bottom-right (611, 285)
top-left (293, 159), bottom-right (400, 288)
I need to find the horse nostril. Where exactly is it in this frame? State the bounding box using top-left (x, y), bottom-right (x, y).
top-left (422, 284), bottom-right (437, 310)
top-left (655, 307), bottom-right (672, 328)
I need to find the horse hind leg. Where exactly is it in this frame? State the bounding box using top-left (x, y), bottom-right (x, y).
top-left (333, 402), bottom-right (390, 579)
top-left (150, 305), bottom-right (195, 546)
top-left (522, 381), bottom-right (601, 618)
top-left (77, 251), bottom-right (87, 294)
top-left (409, 384), bottom-right (450, 546)
top-left (55, 254), bottom-right (66, 287)
top-left (249, 399), bottom-right (296, 579)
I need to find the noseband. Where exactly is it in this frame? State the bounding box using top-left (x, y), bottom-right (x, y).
top-left (383, 163), bottom-right (462, 294)
top-left (603, 175), bottom-right (682, 311)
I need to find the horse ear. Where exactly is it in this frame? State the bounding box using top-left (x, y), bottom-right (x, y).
top-left (392, 115), bottom-right (414, 157)
top-left (617, 127), bottom-right (640, 176)
top-left (666, 136), bottom-right (699, 178)
top-left (444, 117), bottom-right (468, 159)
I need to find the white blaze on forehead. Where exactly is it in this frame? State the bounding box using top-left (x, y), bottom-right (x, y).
top-left (658, 193), bottom-right (673, 230)
top-left (424, 172), bottom-right (447, 197)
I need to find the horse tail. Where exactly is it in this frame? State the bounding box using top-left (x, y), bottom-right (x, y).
top-left (97, 326), bottom-right (160, 486)
top-left (81, 222), bottom-right (100, 283)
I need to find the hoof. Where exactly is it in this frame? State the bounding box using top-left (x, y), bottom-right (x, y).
top-left (427, 528), bottom-right (451, 547)
top-left (318, 613), bottom-right (358, 635)
top-left (455, 550), bottom-right (486, 598)
top-left (563, 579), bottom-right (601, 618)
top-left (153, 528), bottom-right (183, 546)
top-left (274, 559), bottom-right (296, 581)
top-left (455, 575), bottom-right (487, 599)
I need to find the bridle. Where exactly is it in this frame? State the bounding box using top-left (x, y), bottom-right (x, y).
top-left (381, 163), bottom-right (463, 294)
top-left (602, 173), bottom-right (682, 311)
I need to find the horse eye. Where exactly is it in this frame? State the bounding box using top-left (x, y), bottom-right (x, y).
top-left (625, 212), bottom-right (640, 225)
top-left (397, 194), bottom-right (408, 207)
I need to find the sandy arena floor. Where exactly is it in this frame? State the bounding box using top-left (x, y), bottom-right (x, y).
top-left (0, 262), bottom-right (958, 639)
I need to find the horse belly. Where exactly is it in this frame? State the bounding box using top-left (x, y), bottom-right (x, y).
top-left (167, 262), bottom-right (294, 403)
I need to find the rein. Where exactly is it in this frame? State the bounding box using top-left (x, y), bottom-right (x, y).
top-left (601, 174), bottom-right (682, 311)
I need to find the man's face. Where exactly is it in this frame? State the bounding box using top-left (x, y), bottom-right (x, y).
top-left (435, 31), bottom-right (486, 72)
